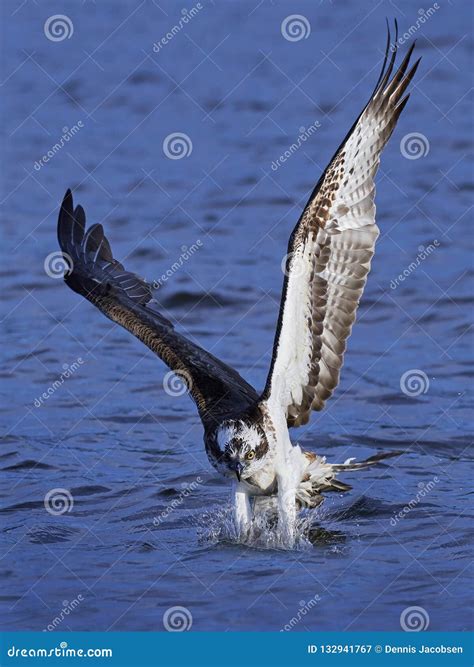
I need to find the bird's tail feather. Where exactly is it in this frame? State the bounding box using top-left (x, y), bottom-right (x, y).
top-left (330, 450), bottom-right (403, 472)
top-left (302, 450), bottom-right (403, 498)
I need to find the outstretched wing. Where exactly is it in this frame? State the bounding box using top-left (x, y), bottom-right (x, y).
top-left (260, 24), bottom-right (420, 427)
top-left (57, 190), bottom-right (258, 428)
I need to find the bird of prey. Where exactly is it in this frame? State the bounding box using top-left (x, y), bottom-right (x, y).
top-left (56, 25), bottom-right (419, 545)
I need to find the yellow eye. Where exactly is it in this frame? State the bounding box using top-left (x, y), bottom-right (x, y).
top-left (246, 451), bottom-right (255, 461)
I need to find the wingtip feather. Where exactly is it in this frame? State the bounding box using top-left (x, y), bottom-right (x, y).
top-left (58, 188), bottom-right (75, 251)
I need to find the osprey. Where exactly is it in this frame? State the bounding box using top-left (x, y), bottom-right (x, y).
top-left (56, 25), bottom-right (419, 545)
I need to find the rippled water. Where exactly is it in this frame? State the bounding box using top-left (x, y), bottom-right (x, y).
top-left (1, 0), bottom-right (472, 632)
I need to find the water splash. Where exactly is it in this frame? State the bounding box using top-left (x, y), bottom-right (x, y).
top-left (196, 502), bottom-right (313, 551)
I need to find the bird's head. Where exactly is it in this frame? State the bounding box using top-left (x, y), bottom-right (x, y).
top-left (215, 419), bottom-right (269, 481)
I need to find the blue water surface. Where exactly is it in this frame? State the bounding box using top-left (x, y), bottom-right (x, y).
top-left (0, 0), bottom-right (472, 633)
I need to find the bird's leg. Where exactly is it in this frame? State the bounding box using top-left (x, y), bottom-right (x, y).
top-left (276, 468), bottom-right (297, 547)
top-left (272, 420), bottom-right (299, 547)
top-left (232, 481), bottom-right (252, 539)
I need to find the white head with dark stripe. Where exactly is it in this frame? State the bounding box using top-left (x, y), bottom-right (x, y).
top-left (215, 419), bottom-right (269, 481)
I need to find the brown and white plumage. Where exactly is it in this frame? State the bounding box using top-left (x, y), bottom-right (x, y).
top-left (56, 24), bottom-right (419, 543)
top-left (261, 25), bottom-right (420, 427)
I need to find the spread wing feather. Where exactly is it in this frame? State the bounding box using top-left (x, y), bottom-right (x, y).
top-left (261, 24), bottom-right (420, 427)
top-left (57, 190), bottom-right (259, 428)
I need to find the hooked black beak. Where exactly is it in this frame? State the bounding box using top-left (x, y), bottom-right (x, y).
top-left (229, 461), bottom-right (244, 482)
